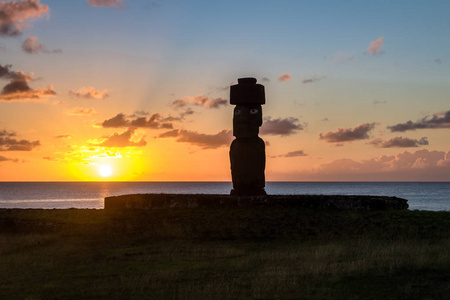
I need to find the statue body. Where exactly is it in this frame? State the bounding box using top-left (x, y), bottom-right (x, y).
top-left (229, 78), bottom-right (266, 196)
top-left (230, 137), bottom-right (265, 195)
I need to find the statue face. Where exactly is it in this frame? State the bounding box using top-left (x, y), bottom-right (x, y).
top-left (233, 105), bottom-right (262, 138)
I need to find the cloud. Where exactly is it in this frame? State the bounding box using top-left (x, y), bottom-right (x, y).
top-left (332, 52), bottom-right (355, 64)
top-left (0, 0), bottom-right (49, 37)
top-left (129, 110), bottom-right (149, 117)
top-left (55, 134), bottom-right (72, 139)
top-left (0, 64), bottom-right (56, 101)
top-left (373, 100), bottom-right (386, 105)
top-left (144, 2), bottom-right (161, 10)
top-left (22, 35), bottom-right (61, 54)
top-left (388, 110), bottom-right (450, 132)
top-left (0, 155), bottom-right (19, 162)
top-left (0, 130), bottom-right (40, 151)
top-left (171, 94), bottom-right (227, 109)
top-left (278, 73), bottom-right (291, 82)
top-left (284, 150), bottom-right (307, 157)
top-left (42, 156), bottom-right (58, 161)
top-left (87, 0), bottom-right (124, 8)
top-left (311, 149), bottom-right (450, 181)
top-left (0, 64), bottom-right (16, 79)
top-left (64, 107), bottom-right (97, 116)
top-left (69, 86), bottom-right (109, 100)
top-left (302, 76), bottom-right (325, 84)
top-left (22, 35), bottom-right (43, 53)
top-left (98, 128), bottom-right (146, 147)
top-left (369, 137), bottom-right (429, 148)
top-left (101, 113), bottom-right (174, 129)
top-left (130, 114), bottom-right (173, 129)
top-left (101, 113), bottom-right (129, 127)
top-left (260, 117), bottom-right (305, 136)
top-left (157, 129), bottom-right (233, 149)
top-left (365, 36), bottom-right (384, 55)
top-left (272, 150), bottom-right (308, 158)
top-left (319, 123), bottom-right (376, 143)
top-left (0, 130), bottom-right (16, 137)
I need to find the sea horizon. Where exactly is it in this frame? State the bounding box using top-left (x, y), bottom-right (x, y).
top-left (2, 180), bottom-right (450, 183)
top-left (0, 181), bottom-right (449, 211)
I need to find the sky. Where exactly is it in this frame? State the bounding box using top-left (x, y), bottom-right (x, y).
top-left (1, 0), bottom-right (450, 181)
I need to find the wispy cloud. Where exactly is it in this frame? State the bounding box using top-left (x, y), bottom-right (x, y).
top-left (87, 0), bottom-right (124, 8)
top-left (302, 76), bottom-right (325, 84)
top-left (0, 0), bottom-right (49, 37)
top-left (278, 73), bottom-right (291, 82)
top-left (0, 130), bottom-right (40, 151)
top-left (55, 134), bottom-right (73, 139)
top-left (369, 136), bottom-right (429, 148)
top-left (388, 110), bottom-right (450, 132)
top-left (365, 36), bottom-right (384, 55)
top-left (22, 35), bottom-right (61, 54)
top-left (260, 117), bottom-right (305, 136)
top-left (64, 107), bottom-right (97, 116)
top-left (0, 155), bottom-right (19, 162)
top-left (157, 129), bottom-right (233, 149)
top-left (319, 123), bottom-right (376, 143)
top-left (373, 100), bottom-right (387, 105)
top-left (171, 94), bottom-right (227, 109)
top-left (332, 52), bottom-right (354, 64)
top-left (69, 86), bottom-right (109, 100)
top-left (272, 149), bottom-right (308, 158)
top-left (101, 113), bottom-right (174, 129)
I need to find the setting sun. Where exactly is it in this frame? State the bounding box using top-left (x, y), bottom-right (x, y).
top-left (98, 165), bottom-right (113, 177)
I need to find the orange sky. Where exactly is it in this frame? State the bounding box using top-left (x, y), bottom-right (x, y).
top-left (1, 0), bottom-right (450, 181)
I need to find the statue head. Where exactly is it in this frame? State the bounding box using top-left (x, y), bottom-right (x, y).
top-left (233, 104), bottom-right (262, 138)
top-left (230, 77), bottom-right (265, 138)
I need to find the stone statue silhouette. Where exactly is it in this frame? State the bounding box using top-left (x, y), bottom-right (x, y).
top-left (229, 78), bottom-right (266, 196)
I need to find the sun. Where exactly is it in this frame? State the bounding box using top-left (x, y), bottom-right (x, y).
top-left (98, 165), bottom-right (113, 177)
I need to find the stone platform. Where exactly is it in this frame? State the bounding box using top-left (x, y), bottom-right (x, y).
top-left (104, 194), bottom-right (408, 211)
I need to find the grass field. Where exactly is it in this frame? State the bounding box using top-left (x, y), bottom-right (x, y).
top-left (1, 207), bottom-right (449, 299)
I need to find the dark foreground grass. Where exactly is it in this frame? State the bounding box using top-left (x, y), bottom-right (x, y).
top-left (0, 207), bottom-right (449, 299)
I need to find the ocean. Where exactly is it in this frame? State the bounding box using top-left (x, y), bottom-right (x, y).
top-left (0, 182), bottom-right (449, 211)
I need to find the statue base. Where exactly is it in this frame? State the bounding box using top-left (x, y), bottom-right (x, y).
top-left (230, 188), bottom-right (267, 196)
top-left (104, 194), bottom-right (409, 211)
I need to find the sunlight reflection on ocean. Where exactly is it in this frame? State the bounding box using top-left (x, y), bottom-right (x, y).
top-left (0, 182), bottom-right (448, 211)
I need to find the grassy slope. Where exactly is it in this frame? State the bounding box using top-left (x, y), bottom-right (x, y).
top-left (0, 208), bottom-right (449, 299)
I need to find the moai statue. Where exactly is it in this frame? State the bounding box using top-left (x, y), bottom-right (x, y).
top-left (229, 77), bottom-right (266, 196)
